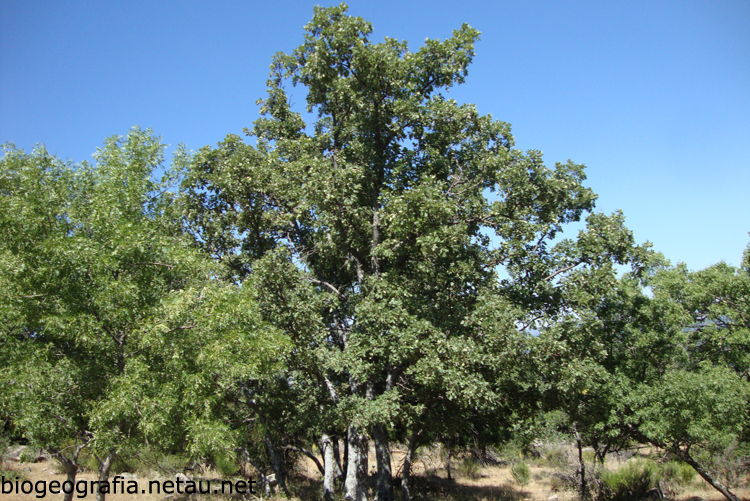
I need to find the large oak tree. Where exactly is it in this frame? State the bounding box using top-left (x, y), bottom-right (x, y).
top-left (181, 5), bottom-right (643, 500)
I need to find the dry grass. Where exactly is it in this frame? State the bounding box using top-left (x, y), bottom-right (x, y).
top-left (0, 447), bottom-right (747, 501)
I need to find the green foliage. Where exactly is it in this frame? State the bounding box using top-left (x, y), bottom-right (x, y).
top-left (458, 457), bottom-right (481, 480)
top-left (214, 453), bottom-right (241, 478)
top-left (661, 460), bottom-right (695, 491)
top-left (7, 6), bottom-right (749, 501)
top-left (542, 445), bottom-right (571, 470)
top-left (180, 15), bottom-right (654, 501)
top-left (599, 459), bottom-right (661, 501)
top-left (0, 129), bottom-right (285, 485)
top-left (510, 461), bottom-right (530, 487)
top-left (635, 365), bottom-right (749, 451)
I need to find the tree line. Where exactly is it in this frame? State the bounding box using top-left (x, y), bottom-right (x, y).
top-left (1, 5), bottom-right (748, 501)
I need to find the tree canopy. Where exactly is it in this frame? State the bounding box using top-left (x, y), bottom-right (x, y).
top-left (1, 5), bottom-right (748, 501)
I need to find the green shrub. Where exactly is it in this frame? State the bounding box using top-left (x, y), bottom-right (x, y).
top-left (511, 461), bottom-right (531, 487)
top-left (499, 441), bottom-right (524, 462)
top-left (544, 445), bottom-right (570, 470)
top-left (458, 457), bottom-right (481, 480)
top-left (600, 459), bottom-right (661, 501)
top-left (18, 447), bottom-right (38, 463)
top-left (214, 454), bottom-right (240, 478)
top-left (662, 460), bottom-right (695, 486)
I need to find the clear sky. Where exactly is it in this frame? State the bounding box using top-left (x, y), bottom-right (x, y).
top-left (2, 0), bottom-right (748, 270)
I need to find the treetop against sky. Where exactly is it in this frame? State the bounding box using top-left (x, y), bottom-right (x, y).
top-left (1, 0), bottom-right (748, 270)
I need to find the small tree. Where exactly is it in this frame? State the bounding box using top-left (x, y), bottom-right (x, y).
top-left (0, 130), bottom-right (282, 500)
top-left (539, 249), bottom-right (750, 501)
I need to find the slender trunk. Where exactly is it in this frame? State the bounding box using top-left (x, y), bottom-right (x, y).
top-left (298, 443), bottom-right (325, 476)
top-left (322, 432), bottom-right (337, 500)
top-left (372, 423), bottom-right (394, 501)
top-left (676, 449), bottom-right (740, 501)
top-left (333, 436), bottom-right (344, 479)
top-left (95, 449), bottom-right (116, 501)
top-left (265, 435), bottom-right (289, 495)
top-left (446, 447), bottom-right (452, 480)
top-left (574, 427), bottom-right (588, 501)
top-left (343, 433), bottom-right (349, 479)
top-left (344, 424), bottom-right (369, 501)
top-left (401, 429), bottom-right (420, 501)
top-left (243, 452), bottom-right (271, 498)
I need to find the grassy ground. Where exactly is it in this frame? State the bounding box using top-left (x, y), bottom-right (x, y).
top-left (1, 445), bottom-right (747, 501)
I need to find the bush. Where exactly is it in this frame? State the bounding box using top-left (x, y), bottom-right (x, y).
top-left (599, 459), bottom-right (661, 501)
top-left (544, 445), bottom-right (571, 470)
top-left (214, 454), bottom-right (240, 478)
top-left (662, 460), bottom-right (695, 485)
top-left (659, 460), bottom-right (695, 497)
top-left (458, 456), bottom-right (482, 480)
top-left (511, 461), bottom-right (531, 487)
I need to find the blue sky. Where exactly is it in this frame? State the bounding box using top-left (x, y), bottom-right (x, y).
top-left (2, 0), bottom-right (748, 270)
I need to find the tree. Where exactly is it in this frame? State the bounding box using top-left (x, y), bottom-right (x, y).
top-left (539, 249), bottom-right (750, 501)
top-left (182, 5), bottom-right (644, 500)
top-left (0, 129), bottom-right (282, 501)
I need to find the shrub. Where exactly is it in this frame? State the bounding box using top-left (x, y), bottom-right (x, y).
top-left (511, 461), bottom-right (531, 487)
top-left (458, 457), bottom-right (482, 480)
top-left (662, 460), bottom-right (695, 486)
top-left (544, 445), bottom-right (571, 470)
top-left (214, 454), bottom-right (240, 478)
top-left (660, 460), bottom-right (696, 497)
top-left (599, 459), bottom-right (661, 501)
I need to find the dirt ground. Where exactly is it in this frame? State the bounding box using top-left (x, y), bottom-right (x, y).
top-left (1, 449), bottom-right (748, 501)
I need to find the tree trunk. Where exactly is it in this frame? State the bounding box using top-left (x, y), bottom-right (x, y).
top-left (265, 434), bottom-right (289, 495)
top-left (322, 432), bottom-right (337, 500)
top-left (574, 427), bottom-right (589, 501)
top-left (95, 449), bottom-right (116, 501)
top-left (333, 436), bottom-right (344, 479)
top-left (344, 424), bottom-right (369, 501)
top-left (676, 449), bottom-right (740, 501)
top-left (401, 429), bottom-right (420, 501)
top-left (50, 443), bottom-right (86, 501)
top-left (243, 452), bottom-right (271, 498)
top-left (61, 460), bottom-right (78, 501)
top-left (343, 433), bottom-right (349, 479)
top-left (372, 423), bottom-right (394, 501)
top-left (446, 445), bottom-right (452, 480)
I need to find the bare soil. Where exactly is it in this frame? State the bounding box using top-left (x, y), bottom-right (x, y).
top-left (1, 449), bottom-right (747, 501)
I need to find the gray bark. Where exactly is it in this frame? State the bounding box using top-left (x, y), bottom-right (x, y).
top-left (372, 423), bottom-right (394, 501)
top-left (61, 460), bottom-right (78, 501)
top-left (242, 451), bottom-right (272, 498)
top-left (676, 449), bottom-right (740, 501)
top-left (333, 436), bottom-right (344, 479)
top-left (446, 446), bottom-right (452, 480)
top-left (265, 435), bottom-right (289, 495)
top-left (574, 427), bottom-right (589, 501)
top-left (49, 442), bottom-right (87, 501)
top-left (322, 432), bottom-right (337, 500)
top-left (95, 449), bottom-right (116, 501)
top-left (401, 430), bottom-right (420, 501)
top-left (344, 424), bottom-right (369, 501)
